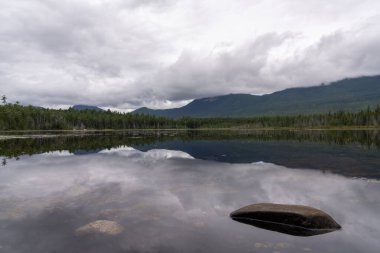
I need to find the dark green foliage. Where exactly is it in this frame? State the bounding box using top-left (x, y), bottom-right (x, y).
top-left (133, 75), bottom-right (380, 118)
top-left (0, 104), bottom-right (179, 130)
top-left (176, 106), bottom-right (380, 129)
top-left (0, 103), bottom-right (380, 131)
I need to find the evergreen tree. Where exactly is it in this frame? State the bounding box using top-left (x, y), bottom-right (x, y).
top-left (1, 95), bottom-right (6, 105)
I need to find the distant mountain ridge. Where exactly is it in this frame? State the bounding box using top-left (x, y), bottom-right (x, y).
top-left (72, 105), bottom-right (104, 112)
top-left (133, 75), bottom-right (380, 118)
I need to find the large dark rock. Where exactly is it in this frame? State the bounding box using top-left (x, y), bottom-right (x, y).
top-left (230, 203), bottom-right (341, 236)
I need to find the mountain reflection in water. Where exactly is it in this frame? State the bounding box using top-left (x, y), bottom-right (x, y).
top-left (0, 130), bottom-right (379, 252)
top-left (1, 130), bottom-right (380, 179)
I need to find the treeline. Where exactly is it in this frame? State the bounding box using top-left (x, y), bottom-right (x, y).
top-left (0, 104), bottom-right (179, 130)
top-left (0, 102), bottom-right (380, 130)
top-left (179, 106), bottom-right (380, 129)
top-left (0, 133), bottom-right (168, 158)
top-left (178, 129), bottom-right (380, 148)
top-left (1, 129), bottom-right (379, 159)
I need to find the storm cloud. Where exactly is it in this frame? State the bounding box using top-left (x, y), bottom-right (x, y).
top-left (1, 0), bottom-right (380, 110)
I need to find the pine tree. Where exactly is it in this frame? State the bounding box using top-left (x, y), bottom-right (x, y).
top-left (1, 95), bottom-right (6, 105)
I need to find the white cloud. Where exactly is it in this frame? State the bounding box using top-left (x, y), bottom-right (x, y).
top-left (0, 0), bottom-right (380, 109)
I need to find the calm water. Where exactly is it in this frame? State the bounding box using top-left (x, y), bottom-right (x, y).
top-left (0, 130), bottom-right (379, 253)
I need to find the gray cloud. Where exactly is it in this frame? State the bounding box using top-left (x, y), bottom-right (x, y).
top-left (145, 21), bottom-right (380, 102)
top-left (144, 33), bottom-right (294, 100)
top-left (0, 0), bottom-right (380, 110)
top-left (123, 0), bottom-right (175, 9)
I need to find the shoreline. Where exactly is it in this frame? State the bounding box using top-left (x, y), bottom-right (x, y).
top-left (0, 127), bottom-right (378, 140)
top-left (0, 126), bottom-right (379, 133)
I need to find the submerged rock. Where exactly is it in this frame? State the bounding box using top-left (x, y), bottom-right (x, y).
top-left (230, 203), bottom-right (341, 236)
top-left (75, 220), bottom-right (124, 236)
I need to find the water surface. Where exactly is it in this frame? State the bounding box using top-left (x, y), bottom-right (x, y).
top-left (0, 130), bottom-right (379, 252)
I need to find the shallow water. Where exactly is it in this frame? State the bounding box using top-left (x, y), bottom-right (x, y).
top-left (0, 130), bottom-right (379, 253)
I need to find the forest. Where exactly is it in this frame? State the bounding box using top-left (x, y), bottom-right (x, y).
top-left (0, 98), bottom-right (380, 130)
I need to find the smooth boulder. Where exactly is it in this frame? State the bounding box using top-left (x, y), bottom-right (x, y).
top-left (75, 220), bottom-right (124, 236)
top-left (230, 203), bottom-right (341, 236)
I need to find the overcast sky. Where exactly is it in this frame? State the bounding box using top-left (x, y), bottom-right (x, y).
top-left (1, 0), bottom-right (380, 111)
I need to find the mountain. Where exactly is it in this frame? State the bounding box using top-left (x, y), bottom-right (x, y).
top-left (133, 75), bottom-right (380, 118)
top-left (72, 105), bottom-right (104, 112)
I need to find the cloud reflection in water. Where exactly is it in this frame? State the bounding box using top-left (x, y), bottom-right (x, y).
top-left (0, 147), bottom-right (379, 253)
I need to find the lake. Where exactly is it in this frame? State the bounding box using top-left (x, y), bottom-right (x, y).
top-left (0, 130), bottom-right (379, 253)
